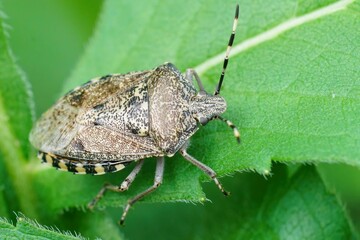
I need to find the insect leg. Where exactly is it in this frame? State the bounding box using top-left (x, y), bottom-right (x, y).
top-left (87, 160), bottom-right (145, 210)
top-left (179, 147), bottom-right (229, 196)
top-left (185, 69), bottom-right (206, 93)
top-left (120, 160), bottom-right (145, 191)
top-left (215, 115), bottom-right (241, 144)
top-left (120, 156), bottom-right (164, 225)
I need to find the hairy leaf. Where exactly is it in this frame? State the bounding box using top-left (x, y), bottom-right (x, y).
top-left (0, 0), bottom-right (358, 238)
top-left (0, 7), bottom-right (37, 217)
top-left (217, 165), bottom-right (354, 239)
top-left (121, 165), bottom-right (355, 239)
top-left (0, 215), bottom-right (83, 240)
top-left (0, 10), bottom-right (34, 159)
top-left (33, 0), bottom-right (360, 209)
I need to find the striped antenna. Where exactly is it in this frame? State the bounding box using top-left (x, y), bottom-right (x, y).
top-left (216, 115), bottom-right (241, 144)
top-left (214, 4), bottom-right (239, 95)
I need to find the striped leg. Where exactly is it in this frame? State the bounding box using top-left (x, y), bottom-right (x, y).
top-left (120, 157), bottom-right (164, 225)
top-left (87, 159), bottom-right (145, 210)
top-left (215, 115), bottom-right (241, 143)
top-left (179, 146), bottom-right (229, 196)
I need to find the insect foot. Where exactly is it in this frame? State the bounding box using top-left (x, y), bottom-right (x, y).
top-left (180, 147), bottom-right (230, 196)
top-left (29, 4), bottom-right (240, 225)
top-left (119, 157), bottom-right (164, 225)
top-left (87, 160), bottom-right (145, 210)
top-left (87, 183), bottom-right (121, 210)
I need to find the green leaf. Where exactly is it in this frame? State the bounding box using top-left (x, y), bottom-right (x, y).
top-left (317, 163), bottom-right (360, 233)
top-left (2, 0), bottom-right (103, 116)
top-left (0, 10), bottom-right (34, 159)
top-left (66, 0), bottom-right (360, 172)
top-left (2, 0), bottom-right (356, 238)
top-left (0, 6), bottom-right (38, 217)
top-left (32, 0), bottom-right (360, 211)
top-left (241, 166), bottom-right (352, 239)
top-left (223, 166), bottom-right (354, 239)
top-left (120, 165), bottom-right (355, 239)
top-left (0, 214), bottom-right (84, 240)
top-left (193, 0), bottom-right (360, 172)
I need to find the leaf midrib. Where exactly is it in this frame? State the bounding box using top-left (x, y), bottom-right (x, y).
top-left (195, 0), bottom-right (354, 75)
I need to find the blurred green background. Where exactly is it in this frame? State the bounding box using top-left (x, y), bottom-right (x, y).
top-left (2, 0), bottom-right (360, 238)
top-left (2, 0), bottom-right (102, 116)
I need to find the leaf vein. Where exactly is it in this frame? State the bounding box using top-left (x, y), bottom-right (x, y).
top-left (195, 0), bottom-right (355, 75)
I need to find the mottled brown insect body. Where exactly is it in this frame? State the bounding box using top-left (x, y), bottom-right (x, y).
top-left (30, 5), bottom-right (240, 224)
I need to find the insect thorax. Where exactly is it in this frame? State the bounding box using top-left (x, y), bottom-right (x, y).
top-left (190, 93), bottom-right (227, 125)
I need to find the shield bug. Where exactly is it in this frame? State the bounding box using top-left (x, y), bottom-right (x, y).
top-left (29, 5), bottom-right (240, 225)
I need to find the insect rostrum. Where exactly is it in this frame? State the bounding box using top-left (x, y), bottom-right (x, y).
top-left (29, 5), bottom-right (240, 225)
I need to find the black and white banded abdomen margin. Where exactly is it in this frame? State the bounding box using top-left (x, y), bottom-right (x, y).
top-left (38, 151), bottom-right (129, 175)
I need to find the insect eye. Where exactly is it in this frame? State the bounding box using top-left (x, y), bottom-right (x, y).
top-left (199, 117), bottom-right (209, 126)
